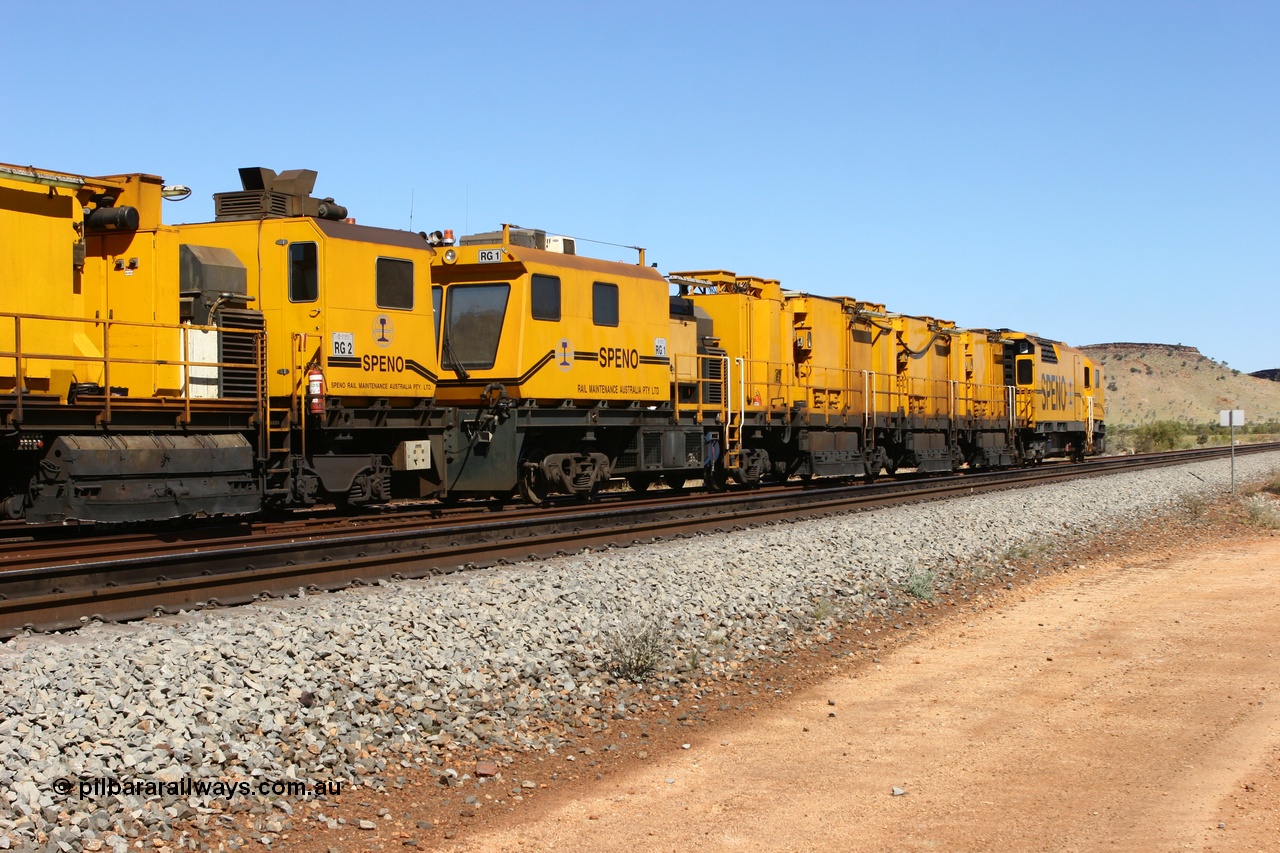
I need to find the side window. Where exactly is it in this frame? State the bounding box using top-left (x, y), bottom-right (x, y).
top-left (1016, 358), bottom-right (1034, 386)
top-left (445, 284), bottom-right (510, 370)
top-left (432, 285), bottom-right (442, 350)
top-left (376, 257), bottom-right (413, 309)
top-left (289, 242), bottom-right (318, 302)
top-left (593, 281), bottom-right (618, 327)
top-left (531, 274), bottom-right (561, 321)
top-left (1084, 366), bottom-right (1091, 388)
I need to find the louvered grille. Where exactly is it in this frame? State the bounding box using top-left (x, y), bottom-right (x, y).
top-left (702, 357), bottom-right (724, 405)
top-left (214, 191), bottom-right (295, 221)
top-left (643, 432), bottom-right (662, 466)
top-left (685, 432), bottom-right (702, 464)
top-left (217, 308), bottom-right (265, 398)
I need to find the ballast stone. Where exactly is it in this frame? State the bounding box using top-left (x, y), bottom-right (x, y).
top-left (0, 453), bottom-right (1277, 849)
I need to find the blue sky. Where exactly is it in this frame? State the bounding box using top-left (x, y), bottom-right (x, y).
top-left (5, 1), bottom-right (1277, 373)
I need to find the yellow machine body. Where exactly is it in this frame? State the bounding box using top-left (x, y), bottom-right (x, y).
top-left (864, 313), bottom-right (958, 422)
top-left (951, 329), bottom-right (1013, 428)
top-left (0, 164), bottom-right (195, 401)
top-left (1, 158), bottom-right (1109, 521)
top-left (670, 270), bottom-right (787, 412)
top-left (785, 292), bottom-right (870, 418)
top-left (431, 230), bottom-right (671, 405)
top-left (1001, 330), bottom-right (1105, 453)
top-left (172, 217), bottom-right (440, 404)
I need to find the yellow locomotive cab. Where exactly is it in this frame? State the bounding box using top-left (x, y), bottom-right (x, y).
top-left (996, 330), bottom-right (1105, 461)
top-left (174, 168), bottom-right (449, 506)
top-left (431, 225), bottom-right (671, 406)
top-left (429, 226), bottom-right (697, 501)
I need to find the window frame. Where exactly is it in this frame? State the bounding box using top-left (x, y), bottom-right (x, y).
top-left (375, 256), bottom-right (414, 310)
top-left (431, 285), bottom-right (443, 353)
top-left (288, 242), bottom-right (319, 303)
top-left (442, 282), bottom-right (511, 371)
top-left (531, 274), bottom-right (561, 321)
top-left (1015, 358), bottom-right (1034, 386)
top-left (592, 281), bottom-right (619, 327)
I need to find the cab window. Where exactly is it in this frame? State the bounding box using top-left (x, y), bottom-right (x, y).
top-left (443, 283), bottom-right (509, 370)
top-left (1016, 358), bottom-right (1034, 386)
top-left (289, 242), bottom-right (318, 302)
top-left (376, 257), bottom-right (413, 309)
top-left (432, 285), bottom-right (442, 349)
top-left (531, 274), bottom-right (561, 321)
top-left (593, 281), bottom-right (618, 327)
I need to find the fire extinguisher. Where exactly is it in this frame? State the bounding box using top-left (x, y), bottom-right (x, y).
top-left (306, 365), bottom-right (326, 414)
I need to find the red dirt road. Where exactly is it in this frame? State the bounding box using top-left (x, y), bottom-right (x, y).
top-left (442, 538), bottom-right (1280, 852)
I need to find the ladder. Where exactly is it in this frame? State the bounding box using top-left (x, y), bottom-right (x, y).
top-left (262, 394), bottom-right (296, 500)
top-left (724, 357), bottom-right (743, 471)
top-left (261, 335), bottom-right (315, 500)
top-left (1086, 396), bottom-right (1095, 451)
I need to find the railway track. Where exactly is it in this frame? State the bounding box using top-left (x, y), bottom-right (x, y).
top-left (2, 444), bottom-right (1274, 637)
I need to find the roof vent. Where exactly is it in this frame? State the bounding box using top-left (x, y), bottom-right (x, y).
top-left (213, 167), bottom-right (348, 222)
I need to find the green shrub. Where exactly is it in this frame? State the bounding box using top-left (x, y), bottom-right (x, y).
top-left (1240, 495), bottom-right (1280, 530)
top-left (1130, 421), bottom-right (1184, 452)
top-left (1180, 493), bottom-right (1210, 517)
top-left (903, 569), bottom-right (936, 600)
top-left (601, 618), bottom-right (669, 681)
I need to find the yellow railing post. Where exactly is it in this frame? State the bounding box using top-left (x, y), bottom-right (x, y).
top-left (101, 317), bottom-right (112, 422)
top-left (14, 316), bottom-right (23, 422)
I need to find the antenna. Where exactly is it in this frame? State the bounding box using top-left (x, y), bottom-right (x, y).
top-left (409, 189), bottom-right (415, 232)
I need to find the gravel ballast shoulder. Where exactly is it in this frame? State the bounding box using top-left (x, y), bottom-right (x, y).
top-left (3, 454), bottom-right (1279, 851)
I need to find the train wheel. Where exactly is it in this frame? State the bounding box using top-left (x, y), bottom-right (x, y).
top-left (518, 448), bottom-right (550, 506)
top-left (663, 474), bottom-right (687, 492)
top-left (627, 475), bottom-right (654, 493)
top-left (519, 469), bottom-right (549, 506)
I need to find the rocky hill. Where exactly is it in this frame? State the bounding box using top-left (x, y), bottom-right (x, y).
top-left (1081, 343), bottom-right (1280, 427)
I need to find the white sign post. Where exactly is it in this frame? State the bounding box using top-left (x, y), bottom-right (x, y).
top-left (1219, 409), bottom-right (1245, 493)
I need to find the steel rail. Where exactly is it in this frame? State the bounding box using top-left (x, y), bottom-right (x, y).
top-left (1, 443), bottom-right (1275, 637)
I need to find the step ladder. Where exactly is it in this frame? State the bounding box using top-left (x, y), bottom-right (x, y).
top-left (260, 394), bottom-right (296, 500)
top-left (260, 336), bottom-right (314, 500)
top-left (724, 410), bottom-right (742, 471)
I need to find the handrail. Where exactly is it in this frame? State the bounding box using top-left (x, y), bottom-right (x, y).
top-left (0, 310), bottom-right (265, 425)
top-left (722, 353), bottom-right (732, 427)
top-left (670, 352), bottom-right (731, 427)
top-left (735, 357), bottom-right (745, 421)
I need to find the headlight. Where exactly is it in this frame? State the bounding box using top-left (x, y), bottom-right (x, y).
top-left (444, 249), bottom-right (457, 264)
